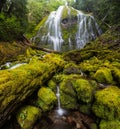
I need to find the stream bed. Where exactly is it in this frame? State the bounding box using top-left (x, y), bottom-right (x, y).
top-left (2, 109), bottom-right (97, 129)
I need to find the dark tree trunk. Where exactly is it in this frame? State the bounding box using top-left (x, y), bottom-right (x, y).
top-left (0, 0), bottom-right (7, 12)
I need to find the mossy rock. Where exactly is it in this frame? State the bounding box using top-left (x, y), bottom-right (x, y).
top-left (99, 120), bottom-right (120, 129)
top-left (79, 57), bottom-right (102, 76)
top-left (63, 63), bottom-right (81, 74)
top-left (59, 77), bottom-right (77, 109)
top-left (73, 79), bottom-right (93, 103)
top-left (94, 67), bottom-right (113, 84)
top-left (112, 67), bottom-right (120, 85)
top-left (37, 87), bottom-right (57, 111)
top-left (47, 79), bottom-right (57, 91)
top-left (16, 105), bottom-right (41, 129)
top-left (79, 103), bottom-right (92, 115)
top-left (92, 86), bottom-right (120, 120)
top-left (60, 92), bottom-right (77, 109)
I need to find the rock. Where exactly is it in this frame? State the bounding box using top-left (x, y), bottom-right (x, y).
top-left (59, 75), bottom-right (77, 109)
top-left (99, 120), bottom-right (120, 129)
top-left (112, 67), bottom-right (120, 85)
top-left (36, 87), bottom-right (57, 111)
top-left (74, 79), bottom-right (93, 103)
top-left (92, 86), bottom-right (120, 120)
top-left (63, 63), bottom-right (81, 74)
top-left (16, 105), bottom-right (41, 129)
top-left (94, 67), bottom-right (113, 84)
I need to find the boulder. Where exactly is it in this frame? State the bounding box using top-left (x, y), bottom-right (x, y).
top-left (92, 86), bottom-right (120, 120)
top-left (16, 105), bottom-right (41, 129)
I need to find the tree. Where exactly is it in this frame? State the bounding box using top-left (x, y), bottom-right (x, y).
top-left (73, 0), bottom-right (120, 30)
top-left (0, 0), bottom-right (28, 41)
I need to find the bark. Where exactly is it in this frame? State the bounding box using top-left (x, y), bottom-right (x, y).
top-left (22, 35), bottom-right (61, 54)
top-left (0, 0), bottom-right (7, 12)
top-left (0, 54), bottom-right (65, 128)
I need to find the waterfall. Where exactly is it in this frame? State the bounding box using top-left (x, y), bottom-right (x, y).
top-left (56, 86), bottom-right (65, 116)
top-left (33, 5), bottom-right (102, 51)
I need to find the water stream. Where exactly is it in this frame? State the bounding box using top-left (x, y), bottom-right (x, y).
top-left (56, 85), bottom-right (66, 116)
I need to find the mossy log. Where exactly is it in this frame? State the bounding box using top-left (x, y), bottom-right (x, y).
top-left (0, 54), bottom-right (65, 127)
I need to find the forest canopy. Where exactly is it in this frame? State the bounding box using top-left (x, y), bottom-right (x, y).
top-left (0, 0), bottom-right (119, 41)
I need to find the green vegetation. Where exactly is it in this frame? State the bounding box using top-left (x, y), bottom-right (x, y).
top-left (99, 120), bottom-right (120, 129)
top-left (36, 87), bottom-right (57, 111)
top-left (92, 86), bottom-right (120, 120)
top-left (0, 0), bottom-right (28, 41)
top-left (16, 105), bottom-right (41, 129)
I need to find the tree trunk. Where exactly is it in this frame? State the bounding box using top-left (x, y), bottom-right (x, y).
top-left (0, 0), bottom-right (7, 12)
top-left (0, 54), bottom-right (65, 128)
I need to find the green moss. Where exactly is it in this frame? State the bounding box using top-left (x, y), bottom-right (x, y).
top-left (99, 120), bottom-right (120, 129)
top-left (47, 79), bottom-right (57, 91)
top-left (74, 79), bottom-right (93, 103)
top-left (79, 103), bottom-right (92, 115)
top-left (59, 77), bottom-right (77, 109)
top-left (112, 67), bottom-right (120, 84)
top-left (16, 105), bottom-right (41, 129)
top-left (94, 67), bottom-right (113, 84)
top-left (0, 54), bottom-right (65, 114)
top-left (79, 57), bottom-right (102, 75)
top-left (60, 92), bottom-right (77, 109)
top-left (37, 87), bottom-right (57, 111)
top-left (63, 62), bottom-right (81, 74)
top-left (92, 86), bottom-right (120, 120)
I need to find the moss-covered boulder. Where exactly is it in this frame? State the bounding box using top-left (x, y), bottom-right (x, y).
top-left (63, 63), bottom-right (81, 74)
top-left (16, 105), bottom-right (41, 129)
top-left (74, 79), bottom-right (93, 103)
top-left (92, 86), bottom-right (120, 120)
top-left (59, 77), bottom-right (77, 109)
top-left (99, 120), bottom-right (120, 129)
top-left (94, 67), bottom-right (113, 84)
top-left (112, 67), bottom-right (120, 85)
top-left (47, 79), bottom-right (57, 91)
top-left (36, 87), bottom-right (57, 111)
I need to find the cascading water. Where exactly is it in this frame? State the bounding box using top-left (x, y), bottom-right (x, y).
top-left (56, 86), bottom-right (66, 116)
top-left (33, 5), bottom-right (102, 51)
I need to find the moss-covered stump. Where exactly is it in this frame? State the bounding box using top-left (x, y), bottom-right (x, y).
top-left (16, 105), bottom-right (41, 129)
top-left (92, 86), bottom-right (120, 120)
top-left (99, 120), bottom-right (120, 129)
top-left (36, 87), bottom-right (57, 111)
top-left (0, 53), bottom-right (65, 127)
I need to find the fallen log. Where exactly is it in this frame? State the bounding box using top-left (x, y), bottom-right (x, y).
top-left (22, 35), bottom-right (60, 54)
top-left (0, 53), bottom-right (65, 128)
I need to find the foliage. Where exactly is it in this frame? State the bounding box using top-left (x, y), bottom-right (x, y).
top-left (0, 0), bottom-right (28, 41)
top-left (0, 13), bottom-right (24, 41)
top-left (73, 0), bottom-right (120, 31)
